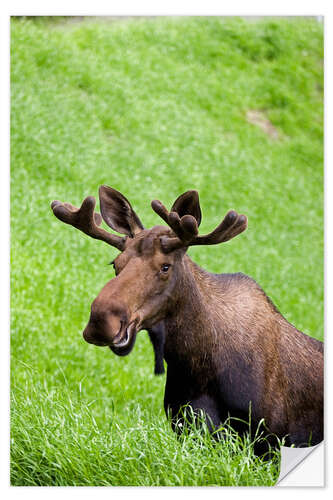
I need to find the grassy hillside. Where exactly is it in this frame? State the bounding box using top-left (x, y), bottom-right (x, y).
top-left (10, 16), bottom-right (323, 486)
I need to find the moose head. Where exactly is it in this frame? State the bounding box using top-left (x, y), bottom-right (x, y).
top-left (51, 186), bottom-right (323, 452)
top-left (51, 187), bottom-right (247, 357)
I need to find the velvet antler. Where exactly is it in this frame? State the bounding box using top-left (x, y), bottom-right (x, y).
top-left (51, 196), bottom-right (126, 250)
top-left (151, 194), bottom-right (247, 253)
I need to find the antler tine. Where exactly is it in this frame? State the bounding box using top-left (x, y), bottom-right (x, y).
top-left (151, 200), bottom-right (170, 225)
top-left (51, 196), bottom-right (125, 250)
top-left (152, 196), bottom-right (247, 253)
top-left (193, 211), bottom-right (248, 246)
top-left (159, 209), bottom-right (247, 254)
top-left (151, 200), bottom-right (199, 242)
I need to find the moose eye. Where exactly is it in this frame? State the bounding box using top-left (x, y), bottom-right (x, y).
top-left (161, 263), bottom-right (171, 273)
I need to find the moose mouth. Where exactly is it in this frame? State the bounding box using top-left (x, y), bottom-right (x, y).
top-left (83, 318), bottom-right (139, 356)
top-left (109, 321), bottom-right (138, 357)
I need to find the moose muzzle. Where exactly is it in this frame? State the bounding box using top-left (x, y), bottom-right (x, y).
top-left (82, 299), bottom-right (139, 356)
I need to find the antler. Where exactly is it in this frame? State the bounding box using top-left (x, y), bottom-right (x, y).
top-left (51, 196), bottom-right (125, 250)
top-left (151, 199), bottom-right (247, 253)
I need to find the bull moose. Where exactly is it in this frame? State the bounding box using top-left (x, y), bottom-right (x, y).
top-left (51, 186), bottom-right (323, 454)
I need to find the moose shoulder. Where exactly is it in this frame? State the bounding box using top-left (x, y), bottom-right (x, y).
top-left (51, 187), bottom-right (323, 453)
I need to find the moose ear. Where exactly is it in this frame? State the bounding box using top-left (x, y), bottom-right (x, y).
top-left (99, 186), bottom-right (144, 237)
top-left (171, 190), bottom-right (202, 227)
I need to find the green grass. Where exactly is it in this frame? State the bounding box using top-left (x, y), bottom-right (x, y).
top-left (10, 16), bottom-right (323, 486)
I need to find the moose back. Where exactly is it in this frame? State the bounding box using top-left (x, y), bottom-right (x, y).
top-left (51, 187), bottom-right (323, 452)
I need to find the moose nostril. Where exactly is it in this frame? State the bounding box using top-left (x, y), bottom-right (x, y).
top-left (107, 315), bottom-right (125, 341)
top-left (85, 301), bottom-right (129, 344)
top-left (84, 297), bottom-right (129, 346)
top-left (112, 319), bottom-right (126, 343)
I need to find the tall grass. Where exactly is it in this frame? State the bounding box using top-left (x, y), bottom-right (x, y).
top-left (11, 369), bottom-right (281, 486)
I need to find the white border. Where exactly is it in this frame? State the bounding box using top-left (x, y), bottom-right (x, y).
top-left (1, 0), bottom-right (331, 16)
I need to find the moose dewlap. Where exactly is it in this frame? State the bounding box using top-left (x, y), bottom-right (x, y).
top-left (51, 186), bottom-right (323, 455)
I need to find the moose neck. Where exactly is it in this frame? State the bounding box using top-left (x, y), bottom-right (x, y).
top-left (163, 255), bottom-right (221, 373)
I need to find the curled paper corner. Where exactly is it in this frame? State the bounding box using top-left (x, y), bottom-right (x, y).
top-left (277, 441), bottom-right (324, 486)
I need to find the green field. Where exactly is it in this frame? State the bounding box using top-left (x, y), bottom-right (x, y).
top-left (10, 16), bottom-right (323, 486)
